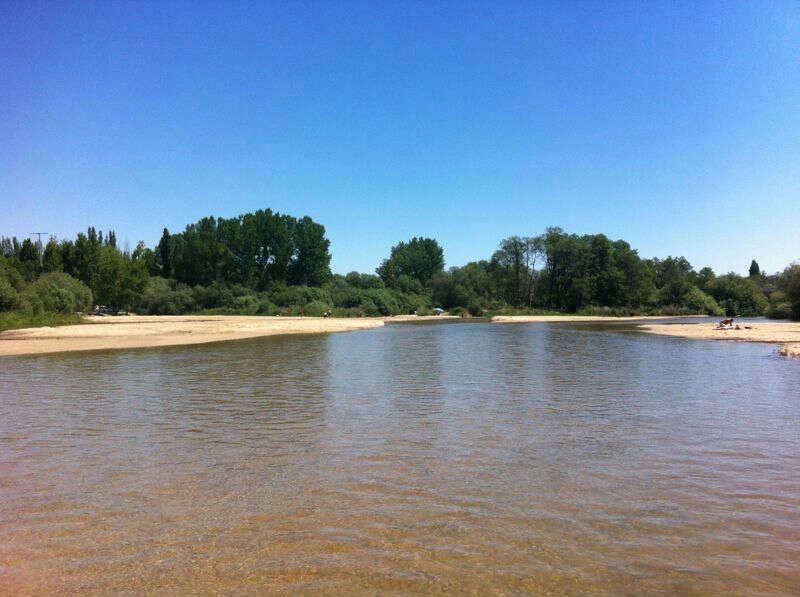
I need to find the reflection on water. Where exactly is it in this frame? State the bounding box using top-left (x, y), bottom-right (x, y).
top-left (1, 323), bottom-right (799, 593)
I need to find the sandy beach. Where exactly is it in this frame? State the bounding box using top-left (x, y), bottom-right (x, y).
top-left (492, 315), bottom-right (709, 323)
top-left (0, 315), bottom-right (387, 357)
top-left (638, 321), bottom-right (800, 358)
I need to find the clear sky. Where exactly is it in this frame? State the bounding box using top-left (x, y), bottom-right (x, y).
top-left (2, 1), bottom-right (798, 275)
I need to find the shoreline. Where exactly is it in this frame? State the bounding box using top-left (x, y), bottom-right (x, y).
top-left (0, 315), bottom-right (387, 357)
top-left (492, 314), bottom-right (709, 323)
top-left (637, 322), bottom-right (800, 358)
top-left (3, 314), bottom-right (798, 359)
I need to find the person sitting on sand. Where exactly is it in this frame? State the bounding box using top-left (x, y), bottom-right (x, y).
top-left (716, 318), bottom-right (734, 329)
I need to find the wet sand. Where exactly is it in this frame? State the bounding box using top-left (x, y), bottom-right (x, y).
top-left (638, 321), bottom-right (800, 358)
top-left (0, 315), bottom-right (386, 357)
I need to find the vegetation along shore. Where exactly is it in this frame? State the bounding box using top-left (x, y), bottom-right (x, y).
top-left (2, 208), bottom-right (799, 338)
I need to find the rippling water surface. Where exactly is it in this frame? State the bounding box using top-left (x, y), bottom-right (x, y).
top-left (2, 321), bottom-right (799, 594)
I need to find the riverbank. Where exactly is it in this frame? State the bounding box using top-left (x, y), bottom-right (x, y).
top-left (638, 321), bottom-right (800, 358)
top-left (492, 315), bottom-right (709, 323)
top-left (0, 315), bottom-right (388, 357)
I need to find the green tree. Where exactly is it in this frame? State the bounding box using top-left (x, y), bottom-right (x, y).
top-left (749, 259), bottom-right (761, 278)
top-left (776, 264), bottom-right (800, 320)
top-left (18, 238), bottom-right (40, 280)
top-left (705, 273), bottom-right (769, 316)
top-left (377, 237), bottom-right (444, 289)
top-left (541, 228), bottom-right (593, 311)
top-left (157, 228), bottom-right (172, 277)
top-left (288, 216), bottom-right (331, 286)
top-left (93, 245), bottom-right (149, 312)
top-left (491, 236), bottom-right (543, 307)
top-left (42, 239), bottom-right (63, 272)
top-left (0, 256), bottom-right (25, 311)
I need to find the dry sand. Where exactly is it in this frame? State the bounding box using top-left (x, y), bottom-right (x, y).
top-left (492, 315), bottom-right (709, 323)
top-left (492, 315), bottom-right (800, 358)
top-left (638, 322), bottom-right (800, 358)
top-left (0, 315), bottom-right (386, 357)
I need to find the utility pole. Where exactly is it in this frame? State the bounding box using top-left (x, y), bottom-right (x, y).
top-left (30, 232), bottom-right (50, 268)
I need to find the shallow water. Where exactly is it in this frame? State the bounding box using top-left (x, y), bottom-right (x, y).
top-left (1, 322), bottom-right (799, 594)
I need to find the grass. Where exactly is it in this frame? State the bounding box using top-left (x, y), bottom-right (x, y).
top-left (0, 311), bottom-right (85, 333)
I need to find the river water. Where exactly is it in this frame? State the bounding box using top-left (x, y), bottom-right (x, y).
top-left (1, 321), bottom-right (799, 594)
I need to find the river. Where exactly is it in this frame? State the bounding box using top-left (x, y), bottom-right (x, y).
top-left (1, 321), bottom-right (799, 593)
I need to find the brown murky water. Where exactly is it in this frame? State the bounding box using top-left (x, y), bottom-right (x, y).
top-left (2, 321), bottom-right (799, 594)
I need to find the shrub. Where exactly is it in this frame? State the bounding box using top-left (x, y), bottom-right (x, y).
top-left (777, 264), bottom-right (800, 320)
top-left (683, 287), bottom-right (724, 316)
top-left (467, 298), bottom-right (484, 317)
top-left (138, 277), bottom-right (196, 314)
top-left (0, 277), bottom-right (19, 311)
top-left (269, 284), bottom-right (331, 307)
top-left (358, 297), bottom-right (380, 316)
top-left (705, 274), bottom-right (768, 316)
top-left (0, 258), bottom-right (24, 311)
top-left (231, 295), bottom-right (259, 314)
top-left (23, 272), bottom-right (93, 314)
top-left (256, 298), bottom-right (278, 315)
top-left (303, 300), bottom-right (332, 316)
top-left (766, 302), bottom-right (793, 320)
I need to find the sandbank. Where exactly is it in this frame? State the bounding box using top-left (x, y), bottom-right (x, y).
top-left (0, 315), bottom-right (386, 357)
top-left (638, 321), bottom-right (800, 358)
top-left (492, 315), bottom-right (708, 323)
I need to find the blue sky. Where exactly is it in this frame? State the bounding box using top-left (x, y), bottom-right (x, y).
top-left (2, 1), bottom-right (798, 275)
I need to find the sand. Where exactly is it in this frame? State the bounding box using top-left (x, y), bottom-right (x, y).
top-left (0, 315), bottom-right (386, 357)
top-left (492, 315), bottom-right (708, 323)
top-left (5, 314), bottom-right (797, 359)
top-left (492, 315), bottom-right (800, 358)
top-left (638, 322), bottom-right (800, 358)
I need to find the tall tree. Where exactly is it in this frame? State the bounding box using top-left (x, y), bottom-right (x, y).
top-left (749, 259), bottom-right (761, 278)
top-left (491, 236), bottom-right (543, 307)
top-left (42, 239), bottom-right (63, 272)
top-left (288, 216), bottom-right (331, 286)
top-left (377, 237), bottom-right (444, 289)
top-left (18, 238), bottom-right (41, 280)
top-left (157, 228), bottom-right (172, 277)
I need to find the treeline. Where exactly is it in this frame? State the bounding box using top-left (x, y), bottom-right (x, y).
top-left (1, 211), bottom-right (799, 331)
top-left (431, 228), bottom-right (794, 318)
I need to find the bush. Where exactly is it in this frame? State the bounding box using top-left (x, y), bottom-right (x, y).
top-left (138, 277), bottom-right (196, 314)
top-left (23, 272), bottom-right (92, 314)
top-left (0, 310), bottom-right (84, 332)
top-left (191, 282), bottom-right (235, 310)
top-left (683, 287), bottom-right (724, 316)
top-left (302, 300), bottom-right (332, 316)
top-left (777, 264), bottom-right (800, 321)
top-left (467, 298), bottom-right (484, 317)
top-left (766, 302), bottom-right (793, 320)
top-left (269, 284), bottom-right (331, 307)
top-left (0, 257), bottom-right (24, 311)
top-left (705, 274), bottom-right (768, 316)
top-left (256, 298), bottom-right (278, 315)
top-left (231, 295), bottom-right (260, 314)
top-left (358, 297), bottom-right (380, 316)
top-left (0, 277), bottom-right (19, 311)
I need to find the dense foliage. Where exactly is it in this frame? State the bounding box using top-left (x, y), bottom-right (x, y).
top-left (1, 209), bottom-right (797, 330)
top-left (152, 210), bottom-right (331, 288)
